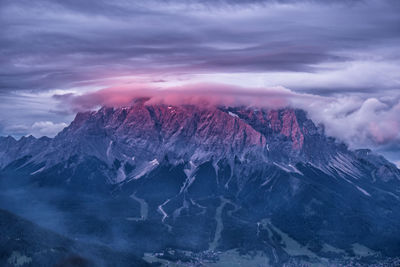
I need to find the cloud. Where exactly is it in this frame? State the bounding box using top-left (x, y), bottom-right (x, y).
top-left (2, 124), bottom-right (30, 136)
top-left (0, 121), bottom-right (67, 138)
top-left (303, 96), bottom-right (400, 152)
top-left (54, 83), bottom-right (328, 111)
top-left (0, 0), bottom-right (399, 95)
top-left (0, 91), bottom-right (74, 138)
top-left (31, 121), bottom-right (68, 137)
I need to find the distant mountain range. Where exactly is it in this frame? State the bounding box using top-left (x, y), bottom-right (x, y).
top-left (1, 101), bottom-right (400, 266)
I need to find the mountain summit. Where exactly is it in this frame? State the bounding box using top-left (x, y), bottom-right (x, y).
top-left (1, 102), bottom-right (400, 266)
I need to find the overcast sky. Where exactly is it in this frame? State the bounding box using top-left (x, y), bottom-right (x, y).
top-left (1, 0), bottom-right (399, 164)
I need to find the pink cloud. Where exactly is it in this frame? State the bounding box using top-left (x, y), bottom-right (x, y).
top-left (55, 83), bottom-right (324, 112)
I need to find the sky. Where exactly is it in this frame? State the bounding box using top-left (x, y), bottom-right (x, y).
top-left (0, 0), bottom-right (399, 165)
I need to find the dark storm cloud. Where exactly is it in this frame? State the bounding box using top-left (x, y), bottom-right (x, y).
top-left (1, 0), bottom-right (399, 92)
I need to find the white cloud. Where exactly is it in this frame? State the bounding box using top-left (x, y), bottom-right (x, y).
top-left (304, 97), bottom-right (400, 150)
top-left (189, 60), bottom-right (400, 95)
top-left (31, 121), bottom-right (68, 138)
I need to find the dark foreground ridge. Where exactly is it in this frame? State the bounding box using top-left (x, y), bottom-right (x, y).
top-left (1, 102), bottom-right (400, 266)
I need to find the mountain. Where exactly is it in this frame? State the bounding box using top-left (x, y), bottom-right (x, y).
top-left (1, 101), bottom-right (400, 266)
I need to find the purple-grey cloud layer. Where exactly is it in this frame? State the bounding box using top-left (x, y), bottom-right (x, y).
top-left (1, 0), bottom-right (399, 93)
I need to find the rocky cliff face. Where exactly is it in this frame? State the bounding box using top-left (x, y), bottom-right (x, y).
top-left (1, 102), bottom-right (346, 172)
top-left (1, 102), bottom-right (400, 266)
top-left (55, 103), bottom-right (267, 161)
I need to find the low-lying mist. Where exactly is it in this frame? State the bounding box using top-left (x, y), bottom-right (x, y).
top-left (0, 183), bottom-right (147, 253)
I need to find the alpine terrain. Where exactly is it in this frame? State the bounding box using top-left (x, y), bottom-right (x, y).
top-left (1, 100), bottom-right (400, 266)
